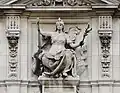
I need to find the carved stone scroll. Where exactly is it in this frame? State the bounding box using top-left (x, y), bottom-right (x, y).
top-left (30, 0), bottom-right (91, 6)
top-left (67, 0), bottom-right (77, 6)
top-left (98, 16), bottom-right (112, 78)
top-left (6, 16), bottom-right (20, 79)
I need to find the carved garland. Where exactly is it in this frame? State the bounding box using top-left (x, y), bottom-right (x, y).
top-left (31, 0), bottom-right (91, 6)
top-left (98, 16), bottom-right (112, 78)
top-left (6, 31), bottom-right (20, 79)
top-left (7, 36), bottom-right (19, 78)
top-left (6, 16), bottom-right (20, 79)
top-left (98, 31), bottom-right (112, 77)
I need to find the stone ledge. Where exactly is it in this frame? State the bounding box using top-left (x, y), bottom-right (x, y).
top-left (0, 80), bottom-right (120, 86)
top-left (38, 76), bottom-right (80, 86)
top-left (0, 4), bottom-right (26, 9)
top-left (92, 4), bottom-right (118, 9)
top-left (26, 6), bottom-right (92, 11)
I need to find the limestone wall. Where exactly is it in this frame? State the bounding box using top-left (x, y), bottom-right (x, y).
top-left (0, 13), bottom-right (120, 93)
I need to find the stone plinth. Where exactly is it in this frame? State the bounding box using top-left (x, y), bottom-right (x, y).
top-left (38, 76), bottom-right (80, 93)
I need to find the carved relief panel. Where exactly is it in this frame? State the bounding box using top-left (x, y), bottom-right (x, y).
top-left (29, 18), bottom-right (91, 80)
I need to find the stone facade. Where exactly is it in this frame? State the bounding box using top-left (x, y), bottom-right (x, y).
top-left (0, 0), bottom-right (120, 93)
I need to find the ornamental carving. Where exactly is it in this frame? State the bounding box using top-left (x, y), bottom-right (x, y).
top-left (30, 0), bottom-right (91, 6)
top-left (7, 32), bottom-right (20, 79)
top-left (7, 36), bottom-right (18, 58)
top-left (6, 16), bottom-right (20, 79)
top-left (98, 16), bottom-right (112, 78)
top-left (99, 31), bottom-right (112, 77)
top-left (39, 0), bottom-right (51, 6)
top-left (67, 0), bottom-right (77, 6)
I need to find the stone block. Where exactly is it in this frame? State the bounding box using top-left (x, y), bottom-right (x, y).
top-left (38, 76), bottom-right (79, 93)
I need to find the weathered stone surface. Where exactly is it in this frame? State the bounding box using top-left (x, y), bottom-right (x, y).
top-left (38, 76), bottom-right (79, 93)
top-left (0, 0), bottom-right (120, 93)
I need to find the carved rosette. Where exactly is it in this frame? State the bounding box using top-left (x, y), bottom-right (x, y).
top-left (6, 16), bottom-right (20, 79)
top-left (98, 16), bottom-right (113, 78)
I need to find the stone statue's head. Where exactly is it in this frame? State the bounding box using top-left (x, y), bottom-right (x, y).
top-left (56, 18), bottom-right (64, 33)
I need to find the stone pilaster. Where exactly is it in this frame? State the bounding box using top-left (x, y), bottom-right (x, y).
top-left (6, 15), bottom-right (21, 80)
top-left (98, 16), bottom-right (113, 79)
top-left (4, 10), bottom-right (22, 93)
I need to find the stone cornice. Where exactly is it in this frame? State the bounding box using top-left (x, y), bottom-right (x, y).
top-left (0, 4), bottom-right (119, 16)
top-left (0, 4), bottom-right (118, 10)
top-left (0, 4), bottom-right (26, 9)
top-left (5, 0), bottom-right (18, 5)
top-left (0, 80), bottom-right (120, 86)
top-left (92, 4), bottom-right (119, 9)
top-left (101, 0), bottom-right (114, 4)
top-left (26, 6), bottom-right (92, 11)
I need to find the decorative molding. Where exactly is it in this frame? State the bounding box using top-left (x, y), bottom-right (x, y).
top-left (1, 80), bottom-right (120, 87)
top-left (5, 0), bottom-right (18, 5)
top-left (2, 0), bottom-right (120, 5)
top-left (99, 16), bottom-right (112, 30)
top-left (29, 0), bottom-right (92, 6)
top-left (67, 0), bottom-right (77, 6)
top-left (0, 4), bottom-right (26, 9)
top-left (26, 6), bottom-right (92, 12)
top-left (6, 16), bottom-right (21, 79)
top-left (7, 35), bottom-right (19, 78)
top-left (98, 16), bottom-right (112, 78)
top-left (101, 0), bottom-right (113, 4)
top-left (99, 30), bottom-right (112, 77)
top-left (92, 4), bottom-right (118, 9)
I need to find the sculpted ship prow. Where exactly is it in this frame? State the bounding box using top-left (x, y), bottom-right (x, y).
top-left (32, 18), bottom-right (92, 78)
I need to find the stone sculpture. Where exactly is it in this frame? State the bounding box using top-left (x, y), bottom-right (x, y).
top-left (32, 18), bottom-right (92, 78)
top-left (31, 0), bottom-right (91, 6)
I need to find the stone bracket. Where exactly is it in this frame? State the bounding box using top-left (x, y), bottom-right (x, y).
top-left (6, 29), bottom-right (21, 79)
top-left (98, 30), bottom-right (112, 77)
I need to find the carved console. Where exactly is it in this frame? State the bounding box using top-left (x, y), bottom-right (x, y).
top-left (98, 16), bottom-right (113, 77)
top-left (6, 16), bottom-right (20, 79)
